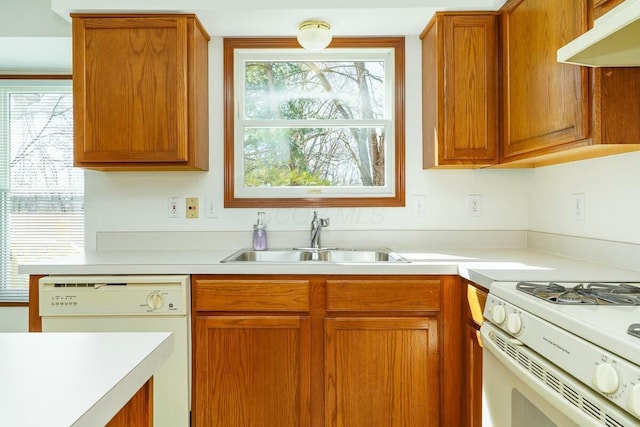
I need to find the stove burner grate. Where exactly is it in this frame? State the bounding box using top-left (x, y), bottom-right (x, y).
top-left (516, 282), bottom-right (640, 305)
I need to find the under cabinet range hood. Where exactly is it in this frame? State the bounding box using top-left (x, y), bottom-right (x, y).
top-left (557, 0), bottom-right (640, 67)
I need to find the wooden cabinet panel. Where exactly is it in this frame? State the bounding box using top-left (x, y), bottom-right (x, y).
top-left (594, 0), bottom-right (626, 18)
top-left (463, 324), bottom-right (483, 427)
top-left (421, 13), bottom-right (498, 168)
top-left (462, 281), bottom-right (487, 427)
top-left (325, 317), bottom-right (439, 427)
top-left (326, 278), bottom-right (440, 312)
top-left (193, 279), bottom-right (310, 312)
top-left (501, 0), bottom-right (590, 161)
top-left (593, 68), bottom-right (640, 145)
top-left (72, 14), bottom-right (209, 170)
top-left (193, 315), bottom-right (311, 427)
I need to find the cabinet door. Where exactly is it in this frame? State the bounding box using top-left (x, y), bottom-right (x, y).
top-left (325, 317), bottom-right (439, 427)
top-left (501, 0), bottom-right (590, 160)
top-left (463, 282), bottom-right (487, 427)
top-left (464, 324), bottom-right (483, 427)
top-left (194, 315), bottom-right (311, 427)
top-left (72, 15), bottom-right (209, 170)
top-left (422, 13), bottom-right (498, 168)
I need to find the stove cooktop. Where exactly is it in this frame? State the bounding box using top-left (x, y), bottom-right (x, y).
top-left (516, 281), bottom-right (640, 305)
top-left (488, 281), bottom-right (640, 367)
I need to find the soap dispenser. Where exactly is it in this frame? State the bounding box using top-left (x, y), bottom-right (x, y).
top-left (252, 211), bottom-right (268, 251)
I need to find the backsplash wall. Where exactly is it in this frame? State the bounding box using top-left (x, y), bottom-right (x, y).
top-left (84, 36), bottom-right (530, 250)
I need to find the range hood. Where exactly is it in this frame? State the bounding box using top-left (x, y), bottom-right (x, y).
top-left (557, 0), bottom-right (640, 67)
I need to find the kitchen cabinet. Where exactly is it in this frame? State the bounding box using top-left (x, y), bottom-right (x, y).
top-left (421, 12), bottom-right (499, 168)
top-left (462, 280), bottom-right (487, 427)
top-left (324, 279), bottom-right (441, 426)
top-left (72, 14), bottom-right (209, 170)
top-left (192, 278), bottom-right (311, 427)
top-left (500, 0), bottom-right (590, 162)
top-left (499, 0), bottom-right (640, 167)
top-left (594, 0), bottom-right (626, 18)
top-left (192, 275), bottom-right (462, 427)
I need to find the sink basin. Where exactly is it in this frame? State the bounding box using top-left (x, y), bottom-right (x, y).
top-left (220, 248), bottom-right (409, 263)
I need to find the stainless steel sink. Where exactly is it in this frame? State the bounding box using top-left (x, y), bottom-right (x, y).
top-left (220, 248), bottom-right (409, 263)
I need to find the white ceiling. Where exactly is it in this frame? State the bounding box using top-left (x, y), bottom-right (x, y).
top-left (51, 0), bottom-right (508, 36)
top-left (0, 0), bottom-right (507, 73)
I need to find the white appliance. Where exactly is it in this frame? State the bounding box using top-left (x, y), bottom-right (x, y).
top-left (39, 275), bottom-right (191, 427)
top-left (481, 281), bottom-right (640, 427)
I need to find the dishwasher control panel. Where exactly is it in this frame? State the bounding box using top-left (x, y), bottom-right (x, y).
top-left (39, 275), bottom-right (189, 316)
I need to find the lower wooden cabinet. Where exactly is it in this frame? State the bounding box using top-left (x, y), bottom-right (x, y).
top-left (193, 315), bottom-right (311, 427)
top-left (325, 317), bottom-right (439, 426)
top-left (462, 280), bottom-right (488, 427)
top-left (192, 275), bottom-right (462, 427)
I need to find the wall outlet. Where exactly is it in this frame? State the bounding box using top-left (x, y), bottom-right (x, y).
top-left (168, 197), bottom-right (179, 218)
top-left (186, 197), bottom-right (199, 219)
top-left (205, 198), bottom-right (216, 218)
top-left (573, 193), bottom-right (585, 221)
top-left (412, 194), bottom-right (427, 217)
top-left (468, 194), bottom-right (483, 217)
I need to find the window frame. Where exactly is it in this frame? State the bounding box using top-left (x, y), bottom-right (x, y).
top-left (223, 37), bottom-right (405, 208)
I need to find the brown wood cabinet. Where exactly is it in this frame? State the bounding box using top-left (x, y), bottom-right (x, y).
top-left (72, 14), bottom-right (209, 170)
top-left (594, 0), bottom-right (626, 18)
top-left (500, 0), bottom-right (590, 162)
top-left (462, 280), bottom-right (488, 427)
top-left (421, 13), bottom-right (499, 168)
top-left (499, 0), bottom-right (640, 167)
top-left (421, 1), bottom-right (640, 169)
top-left (192, 275), bottom-right (462, 427)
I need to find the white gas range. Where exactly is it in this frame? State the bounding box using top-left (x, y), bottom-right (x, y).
top-left (481, 281), bottom-right (640, 427)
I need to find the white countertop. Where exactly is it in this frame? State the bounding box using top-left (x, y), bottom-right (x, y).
top-left (18, 248), bottom-right (640, 289)
top-left (0, 332), bottom-right (173, 427)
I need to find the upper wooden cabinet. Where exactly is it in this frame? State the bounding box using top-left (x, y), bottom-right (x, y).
top-left (499, 0), bottom-right (640, 166)
top-left (500, 0), bottom-right (590, 162)
top-left (72, 14), bottom-right (210, 170)
top-left (421, 13), bottom-right (499, 168)
top-left (594, 0), bottom-right (626, 18)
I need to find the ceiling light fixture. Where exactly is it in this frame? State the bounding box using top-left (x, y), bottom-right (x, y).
top-left (297, 20), bottom-right (332, 50)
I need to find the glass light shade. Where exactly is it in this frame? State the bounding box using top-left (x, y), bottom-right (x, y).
top-left (297, 20), bottom-right (332, 50)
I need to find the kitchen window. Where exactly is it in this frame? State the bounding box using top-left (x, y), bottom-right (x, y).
top-left (224, 37), bottom-right (405, 207)
top-left (0, 78), bottom-right (83, 302)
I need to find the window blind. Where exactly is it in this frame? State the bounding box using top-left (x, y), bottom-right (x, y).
top-left (0, 79), bottom-right (83, 302)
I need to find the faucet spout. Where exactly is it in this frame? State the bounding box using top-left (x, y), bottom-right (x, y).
top-left (310, 211), bottom-right (329, 249)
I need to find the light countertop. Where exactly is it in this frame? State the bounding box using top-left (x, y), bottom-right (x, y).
top-left (0, 332), bottom-right (173, 427)
top-left (18, 248), bottom-right (640, 289)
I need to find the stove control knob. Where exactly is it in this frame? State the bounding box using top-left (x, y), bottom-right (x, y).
top-left (506, 313), bottom-right (522, 334)
top-left (146, 291), bottom-right (164, 311)
top-left (592, 363), bottom-right (619, 394)
top-left (629, 384), bottom-right (640, 417)
top-left (491, 305), bottom-right (506, 324)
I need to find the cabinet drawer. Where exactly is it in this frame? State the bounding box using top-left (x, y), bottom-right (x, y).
top-left (194, 279), bottom-right (310, 312)
top-left (326, 279), bottom-right (441, 312)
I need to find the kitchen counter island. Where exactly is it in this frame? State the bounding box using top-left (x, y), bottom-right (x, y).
top-left (0, 332), bottom-right (173, 427)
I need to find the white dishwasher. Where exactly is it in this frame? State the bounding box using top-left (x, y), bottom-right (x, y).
top-left (39, 275), bottom-right (191, 427)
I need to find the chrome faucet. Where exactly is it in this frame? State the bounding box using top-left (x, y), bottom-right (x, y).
top-left (310, 211), bottom-right (329, 249)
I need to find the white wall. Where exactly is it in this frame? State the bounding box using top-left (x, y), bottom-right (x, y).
top-left (529, 151), bottom-right (640, 245)
top-left (83, 36), bottom-right (530, 249)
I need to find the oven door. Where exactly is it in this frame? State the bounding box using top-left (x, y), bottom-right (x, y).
top-left (481, 323), bottom-right (634, 427)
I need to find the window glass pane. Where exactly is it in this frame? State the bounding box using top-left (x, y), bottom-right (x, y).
top-left (0, 80), bottom-right (82, 301)
top-left (243, 126), bottom-right (386, 187)
top-left (244, 60), bottom-right (386, 120)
